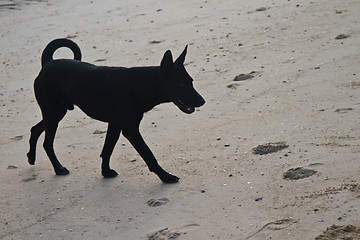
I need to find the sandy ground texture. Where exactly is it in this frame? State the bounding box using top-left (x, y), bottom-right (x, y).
top-left (1, 0), bottom-right (359, 239)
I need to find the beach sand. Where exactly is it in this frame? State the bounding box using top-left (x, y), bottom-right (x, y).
top-left (0, 0), bottom-right (359, 239)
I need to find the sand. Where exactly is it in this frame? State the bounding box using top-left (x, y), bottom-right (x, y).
top-left (0, 0), bottom-right (359, 239)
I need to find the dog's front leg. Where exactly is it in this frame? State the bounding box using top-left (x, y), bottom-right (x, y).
top-left (100, 123), bottom-right (121, 178)
top-left (122, 126), bottom-right (179, 183)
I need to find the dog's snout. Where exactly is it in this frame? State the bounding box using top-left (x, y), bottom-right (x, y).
top-left (198, 97), bottom-right (205, 107)
top-left (193, 95), bottom-right (205, 108)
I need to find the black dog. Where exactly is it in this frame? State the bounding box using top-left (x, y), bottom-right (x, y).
top-left (27, 38), bottom-right (205, 183)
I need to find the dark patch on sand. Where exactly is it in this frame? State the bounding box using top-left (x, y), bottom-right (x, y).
top-left (233, 71), bottom-right (256, 81)
top-left (227, 83), bottom-right (240, 89)
top-left (335, 107), bottom-right (353, 113)
top-left (149, 40), bottom-right (165, 44)
top-left (283, 167), bottom-right (317, 180)
top-left (315, 224), bottom-right (360, 240)
top-left (252, 142), bottom-right (289, 155)
top-left (93, 129), bottom-right (106, 134)
top-left (335, 34), bottom-right (350, 40)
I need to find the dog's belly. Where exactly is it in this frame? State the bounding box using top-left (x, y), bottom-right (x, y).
top-left (64, 79), bottom-right (122, 122)
top-left (73, 100), bottom-right (116, 122)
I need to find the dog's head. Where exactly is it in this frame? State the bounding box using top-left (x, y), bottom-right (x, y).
top-left (160, 46), bottom-right (205, 114)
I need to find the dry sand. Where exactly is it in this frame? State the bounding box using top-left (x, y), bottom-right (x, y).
top-left (1, 0), bottom-right (359, 239)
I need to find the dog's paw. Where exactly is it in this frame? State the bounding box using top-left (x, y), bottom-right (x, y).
top-left (102, 169), bottom-right (118, 178)
top-left (27, 152), bottom-right (35, 165)
top-left (55, 167), bottom-right (70, 176)
top-left (159, 173), bottom-right (180, 184)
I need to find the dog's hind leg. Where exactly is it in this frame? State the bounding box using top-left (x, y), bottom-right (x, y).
top-left (100, 123), bottom-right (121, 178)
top-left (27, 120), bottom-right (45, 165)
top-left (122, 126), bottom-right (180, 183)
top-left (42, 108), bottom-right (69, 175)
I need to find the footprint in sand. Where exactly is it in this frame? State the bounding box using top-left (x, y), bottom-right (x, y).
top-left (147, 224), bottom-right (200, 240)
top-left (22, 173), bottom-right (38, 182)
top-left (147, 198), bottom-right (169, 207)
top-left (147, 228), bottom-right (180, 240)
top-left (245, 219), bottom-right (297, 239)
top-left (10, 135), bottom-right (23, 141)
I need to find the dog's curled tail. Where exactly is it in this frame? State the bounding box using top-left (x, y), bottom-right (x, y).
top-left (41, 38), bottom-right (82, 67)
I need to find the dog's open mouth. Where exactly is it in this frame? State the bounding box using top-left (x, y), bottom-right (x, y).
top-left (173, 98), bottom-right (195, 114)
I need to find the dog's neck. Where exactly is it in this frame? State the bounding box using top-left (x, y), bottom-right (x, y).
top-left (123, 66), bottom-right (170, 113)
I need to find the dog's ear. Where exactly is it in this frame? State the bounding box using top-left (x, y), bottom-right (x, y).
top-left (174, 45), bottom-right (188, 65)
top-left (161, 50), bottom-right (174, 70)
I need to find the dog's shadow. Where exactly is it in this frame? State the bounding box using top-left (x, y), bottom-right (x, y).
top-left (100, 175), bottom-right (179, 199)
